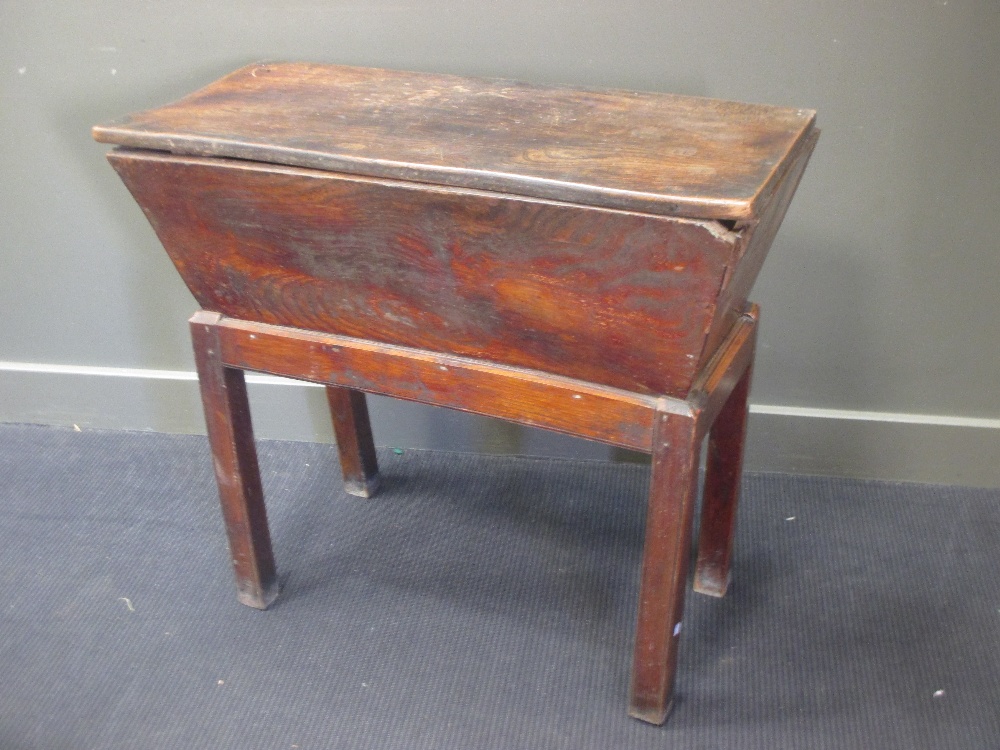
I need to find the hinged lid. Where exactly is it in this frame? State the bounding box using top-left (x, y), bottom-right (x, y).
top-left (93, 62), bottom-right (816, 221)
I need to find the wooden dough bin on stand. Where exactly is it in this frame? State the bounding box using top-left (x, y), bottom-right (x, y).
top-left (94, 62), bottom-right (818, 725)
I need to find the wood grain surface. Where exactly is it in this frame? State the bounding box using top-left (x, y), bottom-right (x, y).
top-left (701, 129), bottom-right (818, 360)
top-left (109, 149), bottom-right (742, 397)
top-left (213, 316), bottom-right (660, 451)
top-left (94, 62), bottom-right (816, 221)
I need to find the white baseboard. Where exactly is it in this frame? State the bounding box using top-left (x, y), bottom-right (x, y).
top-left (750, 403), bottom-right (1000, 431)
top-left (2, 361), bottom-right (998, 487)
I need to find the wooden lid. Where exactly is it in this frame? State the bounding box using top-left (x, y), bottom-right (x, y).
top-left (93, 62), bottom-right (816, 221)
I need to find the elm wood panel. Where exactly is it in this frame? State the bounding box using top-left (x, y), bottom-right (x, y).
top-left (698, 129), bottom-right (818, 365)
top-left (190, 312), bottom-right (278, 610)
top-left (212, 316), bottom-right (660, 451)
top-left (110, 149), bottom-right (739, 398)
top-left (93, 62), bottom-right (818, 222)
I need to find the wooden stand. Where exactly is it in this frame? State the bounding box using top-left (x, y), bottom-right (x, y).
top-left (190, 303), bottom-right (757, 724)
top-left (95, 62), bottom-right (816, 724)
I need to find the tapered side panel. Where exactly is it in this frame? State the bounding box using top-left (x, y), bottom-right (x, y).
top-left (696, 130), bottom-right (819, 365)
top-left (109, 150), bottom-right (736, 397)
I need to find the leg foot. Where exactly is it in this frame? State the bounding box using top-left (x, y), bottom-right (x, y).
top-left (327, 386), bottom-right (380, 498)
top-left (628, 698), bottom-right (674, 726)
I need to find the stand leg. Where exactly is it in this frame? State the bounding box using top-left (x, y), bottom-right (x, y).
top-left (693, 351), bottom-right (754, 598)
top-left (629, 411), bottom-right (701, 725)
top-left (191, 312), bottom-right (278, 609)
top-left (326, 386), bottom-right (380, 498)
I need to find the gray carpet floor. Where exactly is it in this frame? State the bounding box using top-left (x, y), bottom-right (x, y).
top-left (0, 422), bottom-right (997, 749)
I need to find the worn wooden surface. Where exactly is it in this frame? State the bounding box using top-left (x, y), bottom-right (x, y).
top-left (702, 129), bottom-right (818, 359)
top-left (93, 62), bottom-right (816, 222)
top-left (109, 149), bottom-right (741, 398)
top-left (98, 63), bottom-right (816, 726)
top-left (214, 316), bottom-right (660, 451)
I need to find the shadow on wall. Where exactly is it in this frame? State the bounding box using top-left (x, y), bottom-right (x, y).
top-left (751, 230), bottom-right (893, 479)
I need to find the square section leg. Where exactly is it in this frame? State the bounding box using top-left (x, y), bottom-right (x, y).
top-left (191, 311), bottom-right (278, 609)
top-left (326, 386), bottom-right (380, 498)
top-left (629, 411), bottom-right (701, 724)
top-left (693, 344), bottom-right (755, 597)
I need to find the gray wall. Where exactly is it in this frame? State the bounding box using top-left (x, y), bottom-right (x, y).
top-left (3, 1), bottom-right (998, 486)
